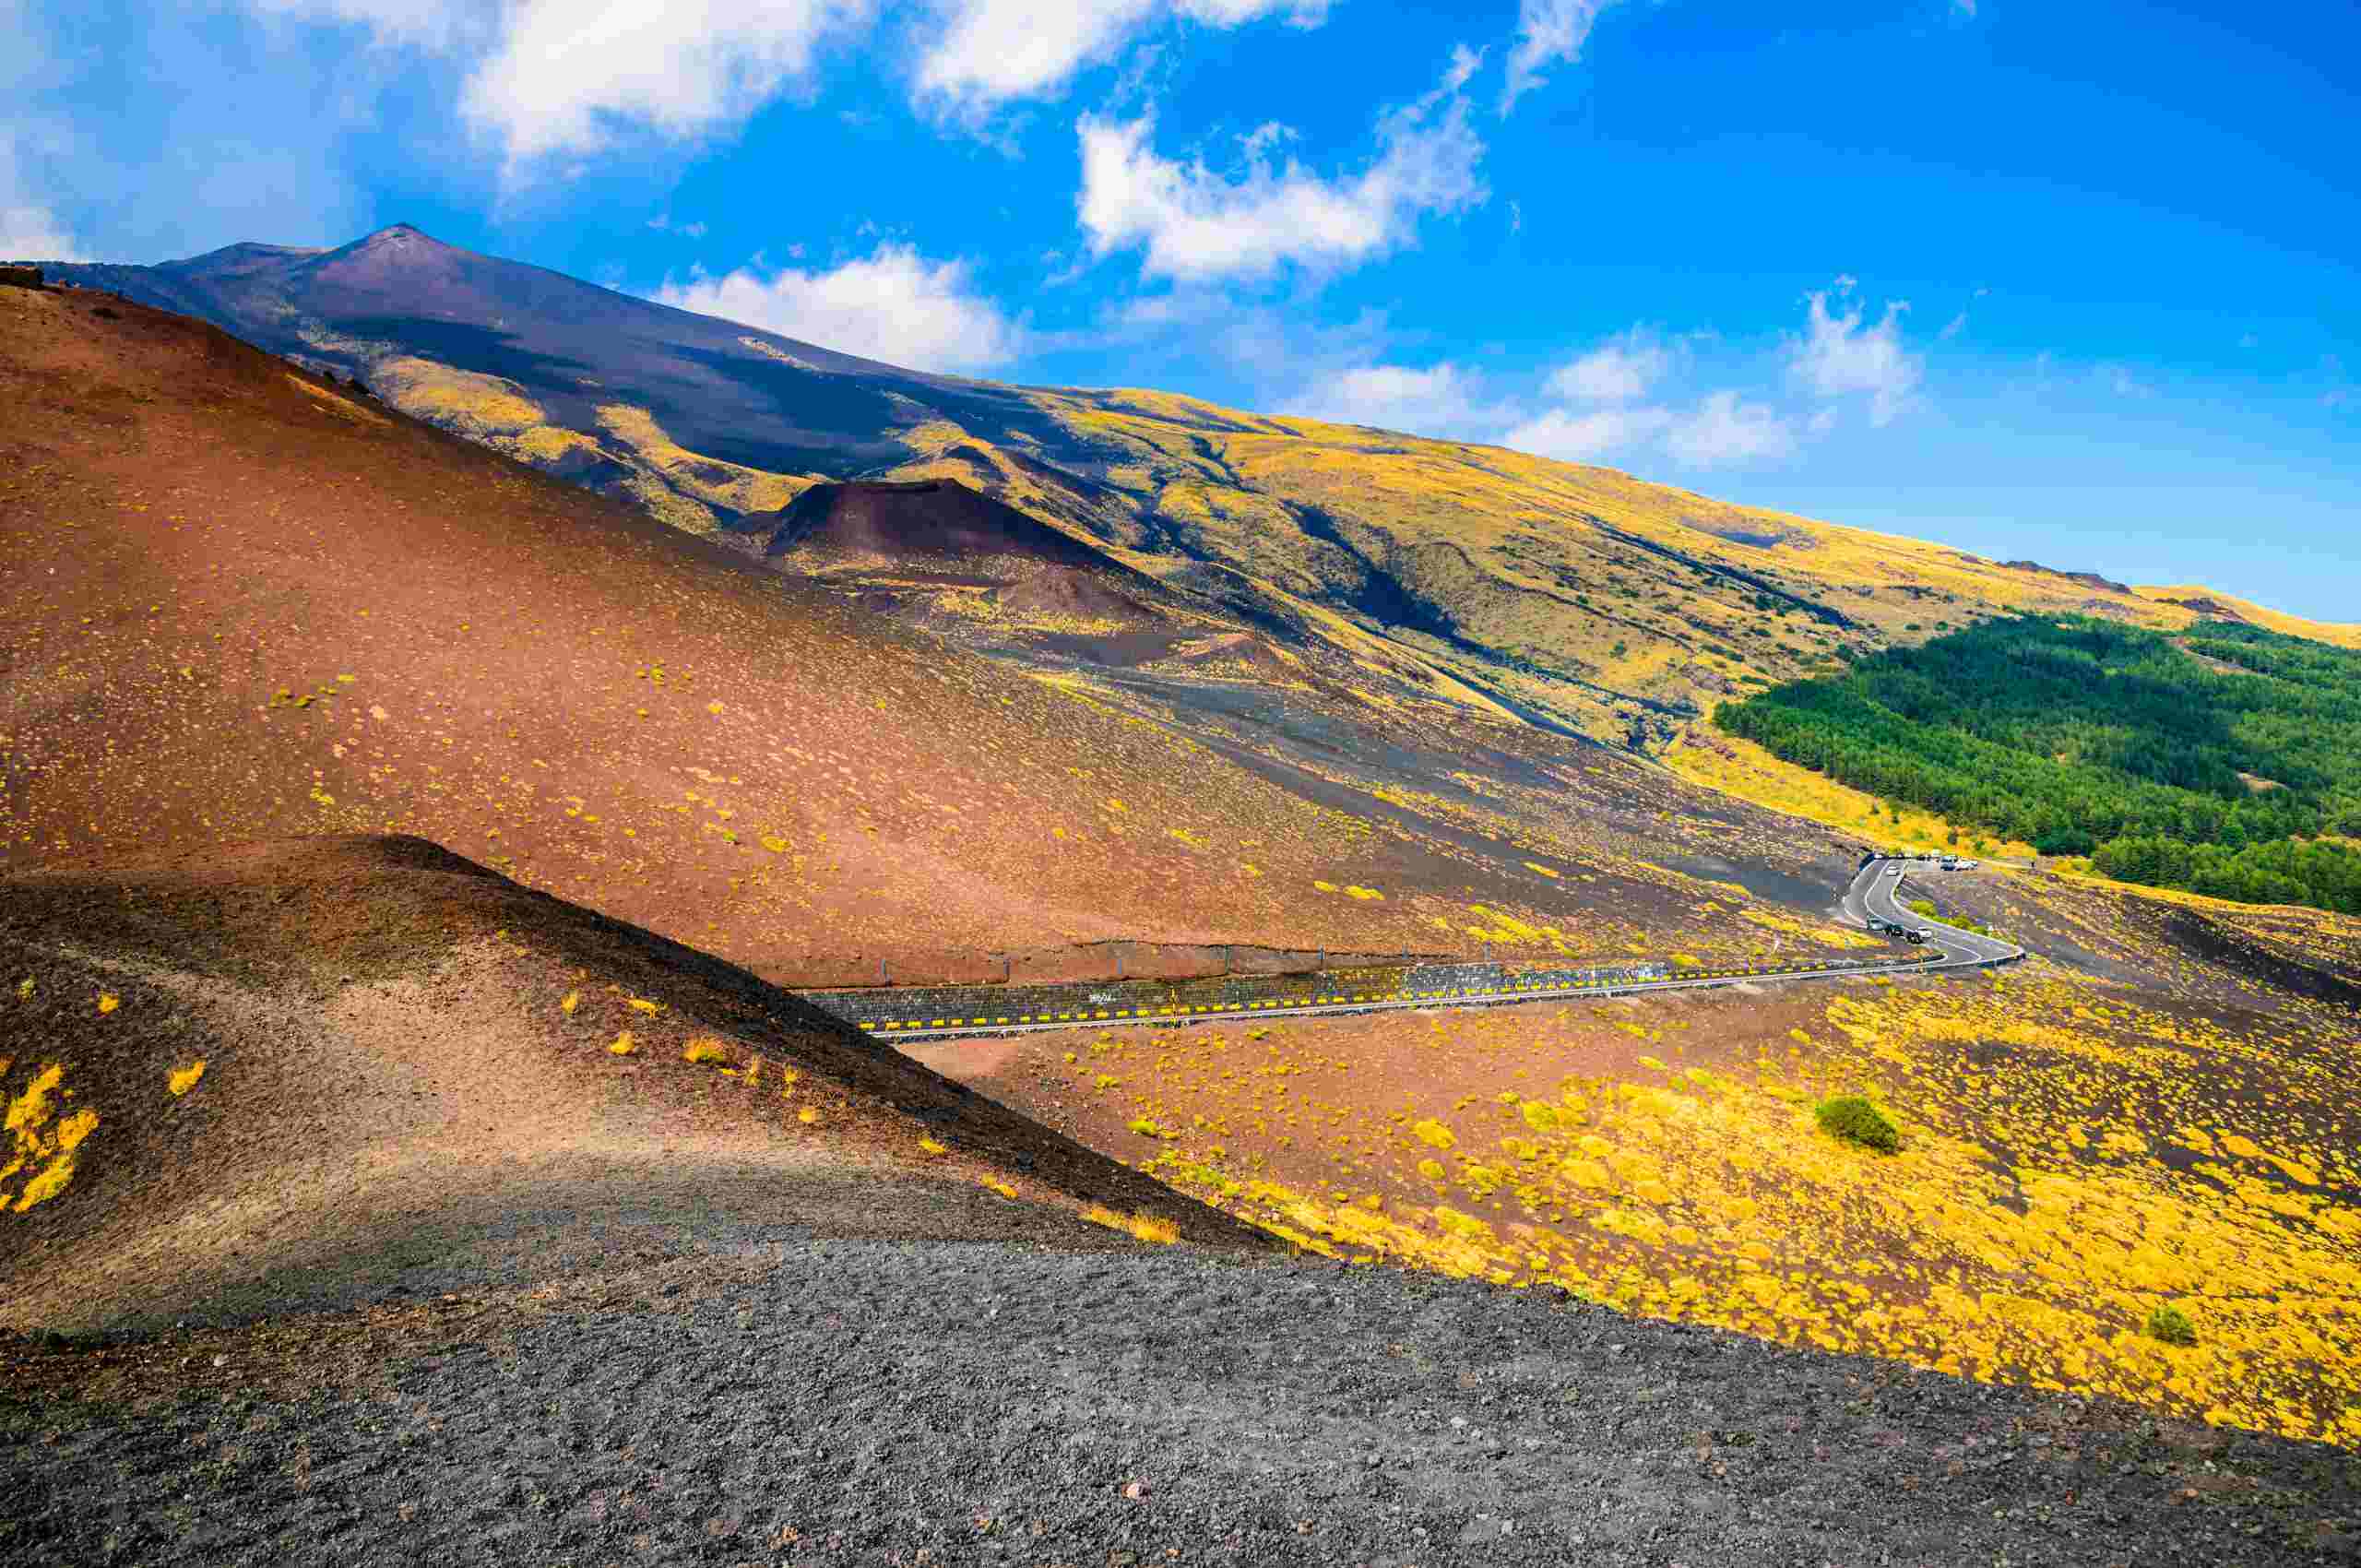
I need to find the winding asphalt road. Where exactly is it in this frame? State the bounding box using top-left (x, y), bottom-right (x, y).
top-left (1842, 853), bottom-right (2027, 967)
top-left (856, 855), bottom-right (2023, 1042)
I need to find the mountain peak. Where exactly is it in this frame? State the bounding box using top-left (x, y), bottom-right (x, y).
top-left (357, 222), bottom-right (439, 247)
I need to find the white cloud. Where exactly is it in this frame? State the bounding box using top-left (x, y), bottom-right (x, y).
top-left (1503, 403), bottom-right (1671, 462)
top-left (1788, 282), bottom-right (1922, 426)
top-left (462, 0), bottom-right (869, 163)
top-left (240, 0), bottom-right (870, 165)
top-left (1507, 390), bottom-right (1792, 470)
top-left (240, 0), bottom-right (482, 48)
top-left (1507, 320), bottom-right (1797, 470)
top-left (655, 243), bottom-right (1025, 373)
top-left (0, 199), bottom-right (81, 262)
top-left (0, 137), bottom-right (82, 260)
top-left (239, 0), bottom-right (1335, 167)
top-left (1663, 390), bottom-right (1795, 467)
top-left (1544, 330), bottom-right (1671, 403)
top-left (1076, 48), bottom-right (1486, 283)
top-left (1501, 0), bottom-right (1619, 113)
top-left (1284, 362), bottom-right (1505, 435)
top-left (915, 0), bottom-right (1325, 115)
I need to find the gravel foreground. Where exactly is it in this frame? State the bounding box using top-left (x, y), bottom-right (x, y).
top-left (6, 1237), bottom-right (2357, 1568)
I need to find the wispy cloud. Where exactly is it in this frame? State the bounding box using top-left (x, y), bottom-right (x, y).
top-left (1076, 46), bottom-right (1486, 284)
top-left (656, 243), bottom-right (1026, 373)
top-left (1788, 279), bottom-right (1922, 426)
top-left (1543, 328), bottom-right (1673, 403)
top-left (914, 0), bottom-right (1326, 118)
top-left (243, 1), bottom-right (872, 168)
top-left (1500, 0), bottom-right (1621, 114)
top-left (1502, 402), bottom-right (1671, 462)
top-left (1506, 390), bottom-right (1794, 470)
top-left (1500, 288), bottom-right (1932, 471)
top-left (1662, 389), bottom-right (1795, 467)
top-left (0, 135), bottom-right (83, 261)
top-left (1281, 361), bottom-right (1513, 436)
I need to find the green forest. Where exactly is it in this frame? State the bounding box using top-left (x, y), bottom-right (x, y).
top-left (1715, 614), bottom-right (2361, 913)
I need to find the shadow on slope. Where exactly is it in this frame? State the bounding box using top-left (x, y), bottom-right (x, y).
top-left (0, 836), bottom-right (1275, 1334)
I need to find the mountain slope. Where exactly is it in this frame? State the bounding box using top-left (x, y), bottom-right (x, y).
top-left (45, 226), bottom-right (2359, 746)
top-left (3, 269), bottom-right (1912, 993)
top-left (1, 833), bottom-right (1267, 1333)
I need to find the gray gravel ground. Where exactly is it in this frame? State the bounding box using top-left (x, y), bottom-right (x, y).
top-left (6, 1238), bottom-right (2358, 1567)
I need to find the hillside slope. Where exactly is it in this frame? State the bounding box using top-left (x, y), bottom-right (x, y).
top-left (0, 834), bottom-right (1270, 1333)
top-left (5, 274), bottom-right (1920, 993)
top-left (42, 227), bottom-right (2360, 746)
top-left (1717, 615), bottom-right (2361, 913)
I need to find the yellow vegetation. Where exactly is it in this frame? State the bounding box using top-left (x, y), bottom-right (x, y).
top-left (1085, 1204), bottom-right (1181, 1244)
top-left (4, 1062), bottom-right (94, 1214)
top-left (1102, 972), bottom-right (2361, 1449)
top-left (1667, 729), bottom-right (2041, 860)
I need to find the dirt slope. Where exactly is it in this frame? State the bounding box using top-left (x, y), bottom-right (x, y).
top-left (40, 226), bottom-right (2361, 745)
top-left (0, 279), bottom-right (1649, 983)
top-left (0, 834), bottom-right (1270, 1334)
top-left (750, 479), bottom-right (1122, 568)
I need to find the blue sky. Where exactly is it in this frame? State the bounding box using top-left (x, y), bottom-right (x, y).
top-left (6, 0), bottom-right (2357, 619)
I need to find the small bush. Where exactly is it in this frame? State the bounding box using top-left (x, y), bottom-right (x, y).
top-left (1815, 1094), bottom-right (1901, 1154)
top-left (2146, 1303), bottom-right (2198, 1347)
top-left (682, 1036), bottom-right (734, 1065)
top-left (1083, 1203), bottom-right (1178, 1241)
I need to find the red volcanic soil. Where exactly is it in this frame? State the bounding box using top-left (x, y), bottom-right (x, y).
top-left (0, 283), bottom-right (1604, 986)
top-left (0, 834), bottom-right (1271, 1333)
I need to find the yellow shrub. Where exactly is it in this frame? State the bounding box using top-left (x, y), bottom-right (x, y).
top-left (1412, 1118), bottom-right (1457, 1150)
top-left (167, 1061), bottom-right (207, 1097)
top-left (682, 1037), bottom-right (734, 1065)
